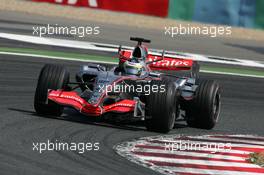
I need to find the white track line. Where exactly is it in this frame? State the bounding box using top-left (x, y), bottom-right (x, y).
top-left (200, 70), bottom-right (264, 78)
top-left (0, 51), bottom-right (116, 64)
top-left (0, 33), bottom-right (118, 52)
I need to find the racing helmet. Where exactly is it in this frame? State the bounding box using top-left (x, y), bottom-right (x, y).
top-left (132, 46), bottom-right (148, 61)
top-left (123, 61), bottom-right (143, 75)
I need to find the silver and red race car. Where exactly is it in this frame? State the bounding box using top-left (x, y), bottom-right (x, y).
top-left (34, 37), bottom-right (221, 133)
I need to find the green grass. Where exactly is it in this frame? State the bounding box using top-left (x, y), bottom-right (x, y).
top-left (0, 47), bottom-right (117, 63)
top-left (247, 152), bottom-right (264, 167)
top-left (202, 65), bottom-right (264, 76)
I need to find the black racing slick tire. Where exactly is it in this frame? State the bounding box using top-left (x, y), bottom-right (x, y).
top-left (145, 78), bottom-right (178, 133)
top-left (186, 80), bottom-right (221, 129)
top-left (34, 64), bottom-right (69, 116)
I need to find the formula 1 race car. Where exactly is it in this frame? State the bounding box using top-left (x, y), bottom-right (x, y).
top-left (34, 37), bottom-right (221, 133)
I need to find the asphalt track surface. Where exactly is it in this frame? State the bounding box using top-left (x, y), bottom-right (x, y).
top-left (0, 10), bottom-right (264, 175)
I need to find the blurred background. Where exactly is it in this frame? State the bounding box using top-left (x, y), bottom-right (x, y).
top-left (32, 0), bottom-right (264, 29)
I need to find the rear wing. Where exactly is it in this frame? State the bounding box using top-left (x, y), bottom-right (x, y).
top-left (119, 49), bottom-right (196, 71)
top-left (147, 54), bottom-right (193, 71)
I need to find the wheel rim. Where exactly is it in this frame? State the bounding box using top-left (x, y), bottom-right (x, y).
top-left (169, 88), bottom-right (177, 129)
top-left (170, 103), bottom-right (176, 129)
top-left (213, 91), bottom-right (221, 122)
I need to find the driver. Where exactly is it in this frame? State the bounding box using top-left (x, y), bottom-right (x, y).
top-left (121, 46), bottom-right (147, 75)
top-left (123, 61), bottom-right (143, 76)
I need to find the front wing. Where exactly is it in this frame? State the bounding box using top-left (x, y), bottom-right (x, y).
top-left (48, 90), bottom-right (136, 116)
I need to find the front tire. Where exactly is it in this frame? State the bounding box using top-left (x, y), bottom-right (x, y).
top-left (186, 80), bottom-right (221, 129)
top-left (34, 64), bottom-right (69, 116)
top-left (145, 78), bottom-right (178, 133)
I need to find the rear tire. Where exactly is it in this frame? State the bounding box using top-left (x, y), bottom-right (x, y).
top-left (145, 78), bottom-right (178, 133)
top-left (186, 80), bottom-right (221, 129)
top-left (34, 64), bottom-right (69, 116)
